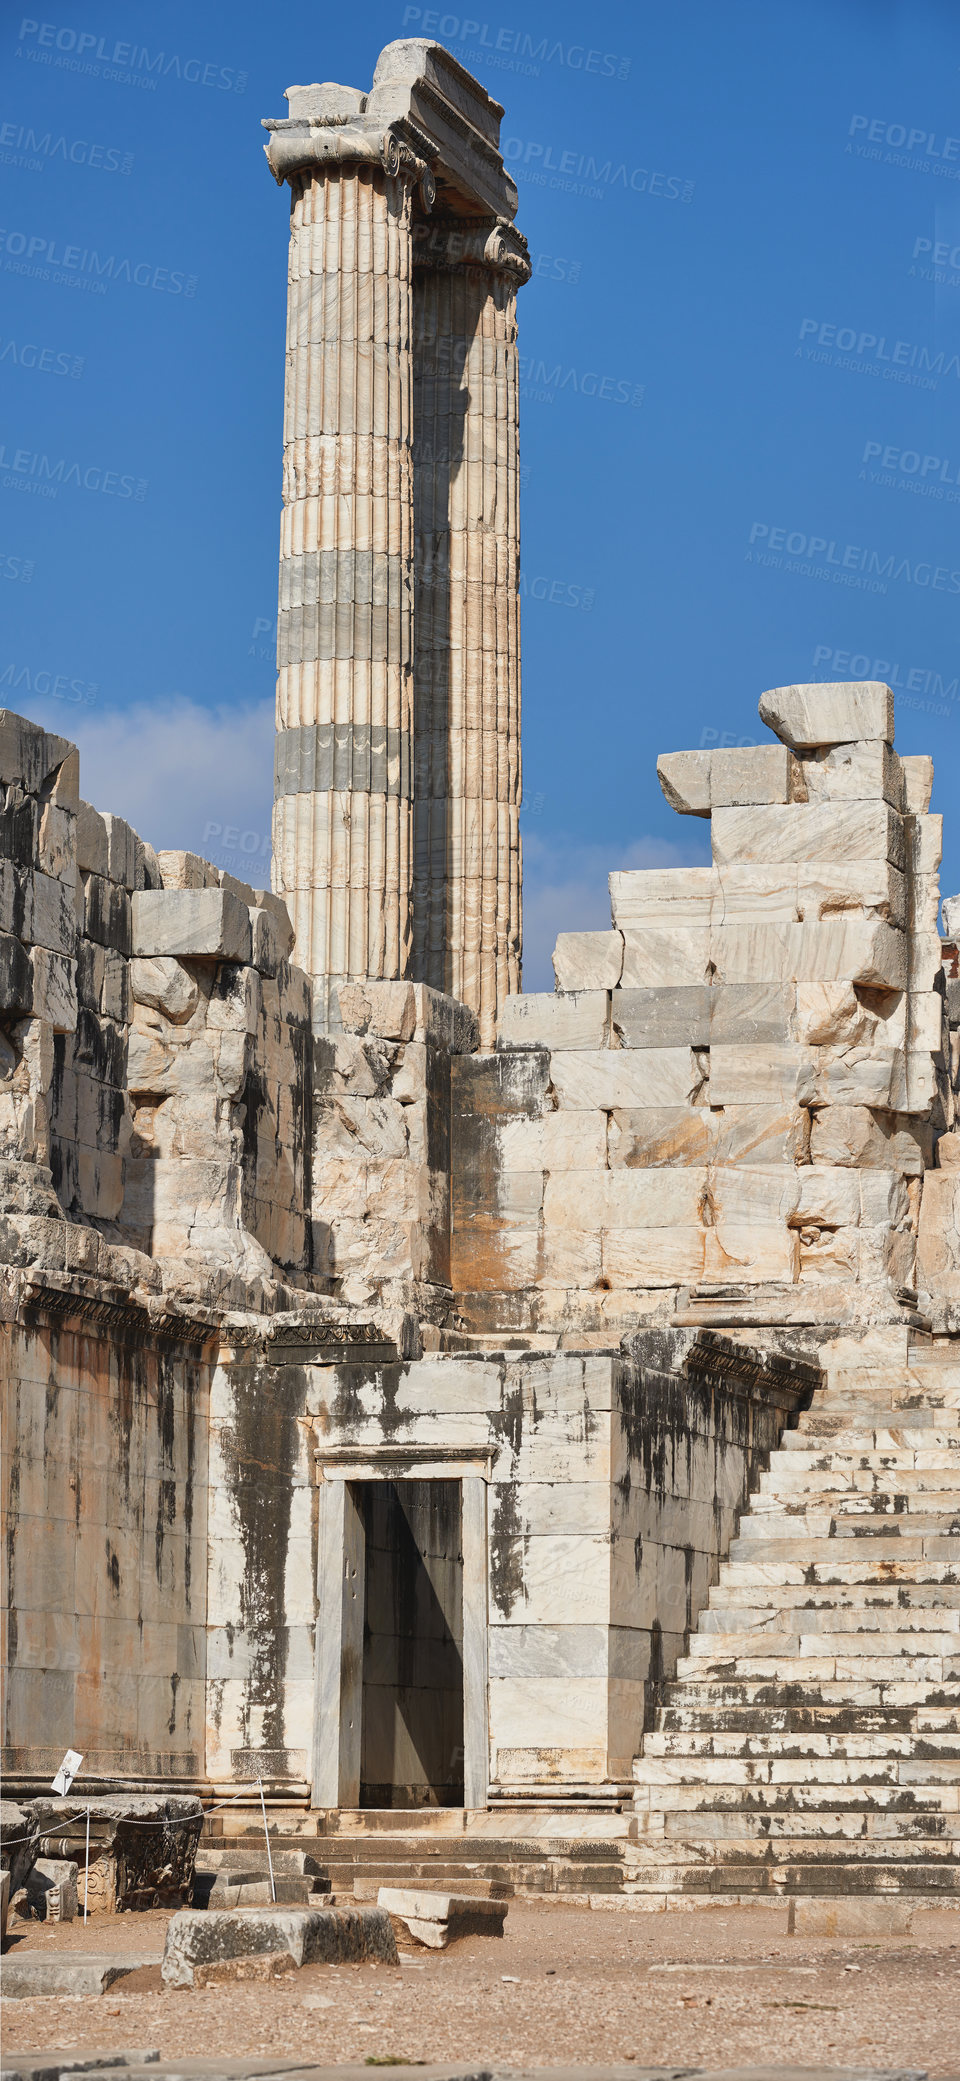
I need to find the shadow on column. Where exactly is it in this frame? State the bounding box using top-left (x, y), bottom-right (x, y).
top-left (410, 221), bottom-right (478, 997)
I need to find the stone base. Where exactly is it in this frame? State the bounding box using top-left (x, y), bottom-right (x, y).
top-left (161, 1904), bottom-right (398, 1986)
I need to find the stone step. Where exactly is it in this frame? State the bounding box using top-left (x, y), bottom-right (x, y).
top-left (730, 1529), bottom-right (958, 1554)
top-left (807, 1389), bottom-right (960, 1411)
top-left (762, 1454), bottom-right (960, 1481)
top-left (633, 1781), bottom-right (960, 1813)
top-left (700, 1605), bottom-right (960, 1634)
top-left (687, 1625), bottom-right (960, 1656)
top-left (219, 1832), bottom-right (616, 1864)
top-left (658, 1677), bottom-right (960, 1708)
top-left (641, 1727), bottom-right (960, 1759)
top-left (712, 1579), bottom-right (960, 1606)
top-left (620, 1859), bottom-right (960, 1894)
top-left (759, 1469), bottom-right (960, 1498)
top-left (750, 1490), bottom-right (960, 1516)
top-left (789, 1425), bottom-right (960, 1447)
top-left (719, 1555), bottom-right (960, 1585)
top-left (654, 1811), bottom-right (958, 1840)
top-left (659, 1704), bottom-right (960, 1733)
top-left (633, 1753), bottom-right (960, 1785)
top-left (678, 1653), bottom-right (960, 1684)
top-left (628, 1839), bottom-right (957, 1872)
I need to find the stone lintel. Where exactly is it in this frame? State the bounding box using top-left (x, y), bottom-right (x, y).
top-left (263, 39), bottom-right (519, 220)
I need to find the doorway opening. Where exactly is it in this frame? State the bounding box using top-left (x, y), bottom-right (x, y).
top-left (358, 1478), bottom-right (464, 1807)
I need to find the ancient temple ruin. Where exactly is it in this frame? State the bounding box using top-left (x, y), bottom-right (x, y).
top-left (2, 40), bottom-right (959, 1911)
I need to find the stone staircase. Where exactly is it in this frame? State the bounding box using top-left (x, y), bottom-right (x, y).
top-left (630, 1347), bottom-right (960, 1905)
top-left (201, 1810), bottom-right (634, 1902)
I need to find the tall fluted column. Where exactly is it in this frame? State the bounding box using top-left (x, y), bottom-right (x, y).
top-left (412, 220), bottom-right (530, 1046)
top-left (267, 119), bottom-right (427, 1028)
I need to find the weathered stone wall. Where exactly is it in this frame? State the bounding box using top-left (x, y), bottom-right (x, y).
top-left (0, 710), bottom-right (319, 1315)
top-left (204, 1328), bottom-right (810, 1797)
top-left (1, 1294), bottom-right (213, 1789)
top-left (451, 683), bottom-right (959, 1343)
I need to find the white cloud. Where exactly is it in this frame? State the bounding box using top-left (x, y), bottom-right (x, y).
top-left (30, 692), bottom-right (275, 870)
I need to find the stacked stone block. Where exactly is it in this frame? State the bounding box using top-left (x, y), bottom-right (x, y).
top-left (310, 977), bottom-right (478, 1320)
top-left (0, 711), bottom-right (317, 1311)
top-left (126, 859), bottom-right (312, 1289)
top-left (0, 712), bottom-right (81, 1185)
top-left (451, 682), bottom-right (953, 1340)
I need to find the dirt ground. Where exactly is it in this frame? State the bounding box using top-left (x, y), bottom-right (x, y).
top-left (3, 1899), bottom-right (960, 2076)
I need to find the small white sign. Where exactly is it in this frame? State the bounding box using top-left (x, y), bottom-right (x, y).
top-left (51, 1749), bottom-right (83, 1796)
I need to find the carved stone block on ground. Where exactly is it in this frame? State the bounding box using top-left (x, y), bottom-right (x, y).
top-left (377, 1886), bottom-right (507, 1947)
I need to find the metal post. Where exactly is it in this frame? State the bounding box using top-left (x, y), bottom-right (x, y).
top-left (83, 1807), bottom-right (90, 1923)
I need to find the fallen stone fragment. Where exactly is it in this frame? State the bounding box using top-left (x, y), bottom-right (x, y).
top-left (787, 1895), bottom-right (914, 1937)
top-left (192, 1948), bottom-right (297, 1985)
top-left (25, 1854), bottom-right (78, 1921)
top-left (208, 1873), bottom-right (326, 1907)
top-left (377, 1886), bottom-right (507, 1948)
top-left (1, 1797), bottom-right (39, 1898)
top-left (29, 1793), bottom-right (203, 1913)
top-left (161, 1904), bottom-right (398, 1986)
top-left (0, 1953), bottom-right (161, 1997)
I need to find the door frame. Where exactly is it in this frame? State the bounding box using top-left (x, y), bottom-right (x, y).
top-left (311, 1446), bottom-right (491, 1810)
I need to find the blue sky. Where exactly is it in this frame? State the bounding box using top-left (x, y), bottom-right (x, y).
top-left (1, 0), bottom-right (958, 986)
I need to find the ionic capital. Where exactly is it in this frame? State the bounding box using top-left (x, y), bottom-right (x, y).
top-left (263, 116), bottom-right (433, 199)
top-left (412, 215), bottom-right (531, 285)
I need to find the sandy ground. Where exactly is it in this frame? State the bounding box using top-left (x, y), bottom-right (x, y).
top-left (3, 1900), bottom-right (960, 2075)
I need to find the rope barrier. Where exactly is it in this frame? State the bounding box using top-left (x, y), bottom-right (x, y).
top-left (0, 1783), bottom-right (289, 1851)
